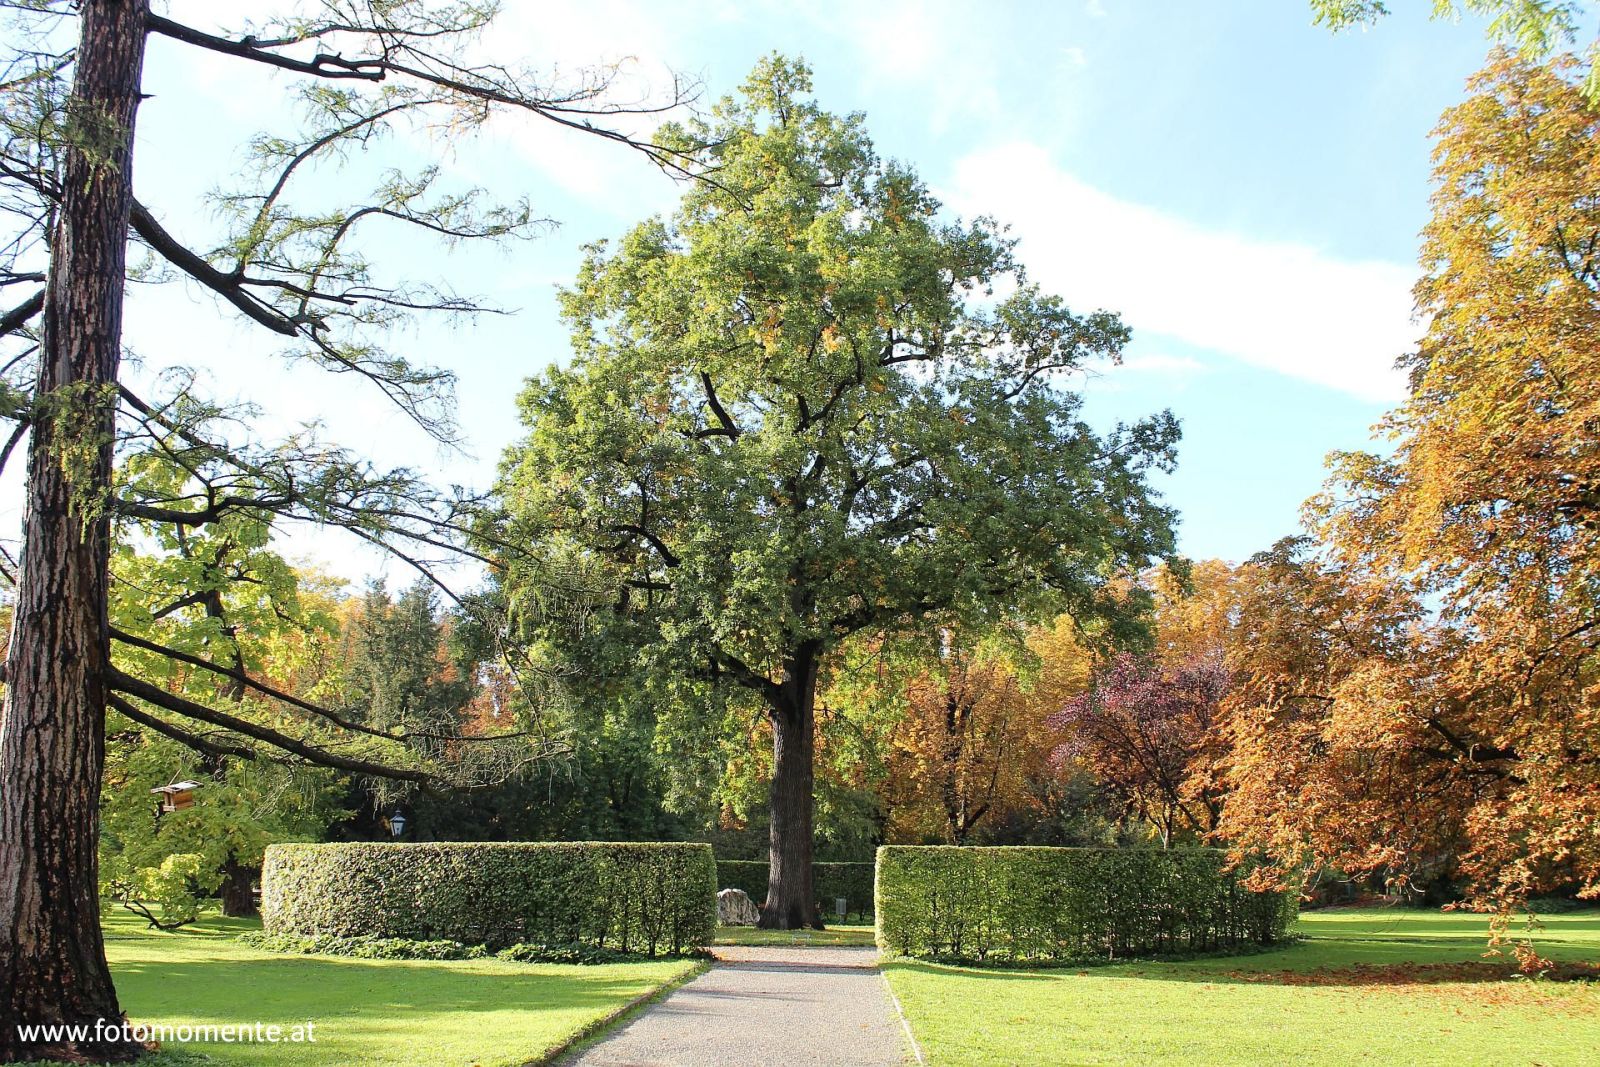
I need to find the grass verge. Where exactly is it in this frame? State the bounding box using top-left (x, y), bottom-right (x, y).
top-left (93, 909), bottom-right (701, 1066)
top-left (533, 957), bottom-right (712, 1064)
top-left (713, 922), bottom-right (876, 947)
top-left (883, 907), bottom-right (1600, 1066)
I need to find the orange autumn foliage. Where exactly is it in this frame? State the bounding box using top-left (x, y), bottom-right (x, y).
top-left (876, 621), bottom-right (1092, 845)
top-left (1218, 53), bottom-right (1600, 947)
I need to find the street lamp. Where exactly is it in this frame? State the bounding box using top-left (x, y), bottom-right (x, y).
top-left (388, 810), bottom-right (407, 839)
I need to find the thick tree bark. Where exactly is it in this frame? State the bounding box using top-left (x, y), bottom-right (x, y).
top-left (759, 652), bottom-right (822, 930)
top-left (0, 2), bottom-right (148, 1061)
top-left (218, 859), bottom-right (257, 919)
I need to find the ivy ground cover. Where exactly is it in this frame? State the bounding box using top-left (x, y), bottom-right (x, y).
top-left (884, 907), bottom-right (1600, 1066)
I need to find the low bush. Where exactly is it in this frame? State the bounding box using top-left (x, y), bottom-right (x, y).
top-left (876, 846), bottom-right (1298, 964)
top-left (261, 842), bottom-right (716, 957)
top-left (716, 859), bottom-right (874, 920)
top-left (242, 930), bottom-right (490, 960)
top-left (104, 852), bottom-right (219, 930)
top-left (242, 929), bottom-right (696, 965)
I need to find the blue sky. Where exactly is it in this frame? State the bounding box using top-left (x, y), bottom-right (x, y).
top-left (8, 1), bottom-right (1514, 582)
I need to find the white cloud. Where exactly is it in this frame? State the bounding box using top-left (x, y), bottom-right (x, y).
top-left (1118, 353), bottom-right (1208, 376)
top-left (812, 0), bottom-right (1004, 134)
top-left (1062, 46), bottom-right (1088, 68)
top-left (1086, 0), bottom-right (1108, 17)
top-left (944, 143), bottom-right (1417, 402)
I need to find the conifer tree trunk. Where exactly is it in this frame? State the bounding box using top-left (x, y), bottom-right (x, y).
top-left (0, 2), bottom-right (148, 1059)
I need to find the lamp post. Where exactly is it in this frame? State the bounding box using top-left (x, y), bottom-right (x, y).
top-left (388, 810), bottom-right (407, 839)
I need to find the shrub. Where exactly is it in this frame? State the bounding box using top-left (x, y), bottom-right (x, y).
top-left (493, 942), bottom-right (693, 965)
top-left (261, 842), bottom-right (716, 957)
top-left (242, 931), bottom-right (489, 960)
top-left (716, 859), bottom-right (874, 920)
top-left (103, 852), bottom-right (221, 930)
top-left (875, 846), bottom-right (1298, 964)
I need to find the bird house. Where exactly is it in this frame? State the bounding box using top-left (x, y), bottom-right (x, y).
top-left (150, 780), bottom-right (203, 813)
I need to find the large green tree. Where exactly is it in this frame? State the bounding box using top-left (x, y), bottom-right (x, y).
top-left (495, 56), bottom-right (1180, 928)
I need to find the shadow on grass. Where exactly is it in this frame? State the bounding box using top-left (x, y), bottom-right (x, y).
top-left (101, 912), bottom-right (262, 941)
top-left (109, 928), bottom-right (698, 1031)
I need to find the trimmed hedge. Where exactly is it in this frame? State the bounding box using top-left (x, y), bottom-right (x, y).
top-left (716, 859), bottom-right (875, 920)
top-left (876, 846), bottom-right (1298, 964)
top-left (261, 842), bottom-right (716, 957)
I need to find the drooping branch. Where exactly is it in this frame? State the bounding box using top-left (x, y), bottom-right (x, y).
top-left (144, 9), bottom-right (704, 177)
top-left (114, 384), bottom-right (493, 566)
top-left (108, 693), bottom-right (260, 763)
top-left (111, 626), bottom-right (532, 746)
top-left (145, 14), bottom-right (389, 82)
top-left (108, 668), bottom-right (436, 784)
top-left (127, 201), bottom-right (296, 336)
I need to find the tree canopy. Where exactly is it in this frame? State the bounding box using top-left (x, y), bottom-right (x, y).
top-left (1217, 53), bottom-right (1600, 956)
top-left (494, 54), bottom-right (1181, 927)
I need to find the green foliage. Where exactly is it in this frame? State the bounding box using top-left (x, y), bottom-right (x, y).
top-left (241, 930), bottom-right (490, 960)
top-left (875, 846), bottom-right (1298, 965)
top-left (262, 842), bottom-right (716, 957)
top-left (398, 641), bottom-right (700, 844)
top-left (99, 731), bottom-right (341, 923)
top-left (339, 580), bottom-right (474, 738)
top-left (492, 941), bottom-right (664, 965)
top-left (246, 920), bottom-right (705, 966)
top-left (111, 853), bottom-right (218, 930)
top-left (716, 859), bottom-right (875, 920)
top-left (102, 444), bottom-right (351, 911)
top-left (1312, 0), bottom-right (1579, 52)
top-left (494, 52), bottom-right (1178, 745)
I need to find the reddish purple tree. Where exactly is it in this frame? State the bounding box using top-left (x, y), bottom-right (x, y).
top-left (1050, 654), bottom-right (1229, 846)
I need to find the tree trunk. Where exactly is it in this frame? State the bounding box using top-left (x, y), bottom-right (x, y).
top-left (218, 859), bottom-right (257, 919)
top-left (758, 653), bottom-right (821, 930)
top-left (0, 2), bottom-right (148, 1061)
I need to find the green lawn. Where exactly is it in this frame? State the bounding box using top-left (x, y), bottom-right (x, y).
top-left (884, 907), bottom-right (1600, 1066)
top-left (714, 922), bottom-right (876, 947)
top-left (96, 910), bottom-right (702, 1066)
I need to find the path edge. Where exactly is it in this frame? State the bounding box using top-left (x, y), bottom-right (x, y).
top-left (880, 963), bottom-right (927, 1065)
top-left (526, 957), bottom-right (714, 1067)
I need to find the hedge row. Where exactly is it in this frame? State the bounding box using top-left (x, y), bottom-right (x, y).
top-left (261, 842), bottom-right (716, 957)
top-left (876, 846), bottom-right (1298, 964)
top-left (716, 860), bottom-right (875, 920)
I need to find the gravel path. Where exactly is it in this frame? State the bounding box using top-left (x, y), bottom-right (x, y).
top-left (557, 944), bottom-right (911, 1066)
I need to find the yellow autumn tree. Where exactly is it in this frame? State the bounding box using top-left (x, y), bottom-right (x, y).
top-left (1219, 53), bottom-right (1600, 953)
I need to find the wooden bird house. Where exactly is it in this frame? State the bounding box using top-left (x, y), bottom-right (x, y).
top-left (150, 780), bottom-right (203, 813)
